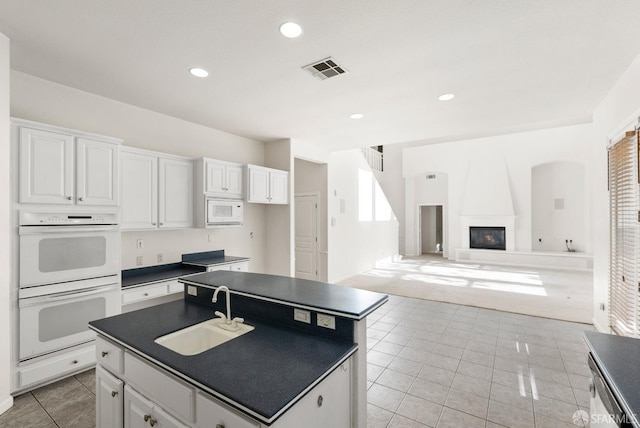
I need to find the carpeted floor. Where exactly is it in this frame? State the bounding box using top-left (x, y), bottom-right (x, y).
top-left (338, 254), bottom-right (593, 324)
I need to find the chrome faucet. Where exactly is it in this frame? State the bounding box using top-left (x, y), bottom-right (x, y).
top-left (212, 286), bottom-right (244, 331)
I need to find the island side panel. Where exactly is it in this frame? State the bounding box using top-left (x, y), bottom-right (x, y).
top-left (352, 318), bottom-right (367, 428)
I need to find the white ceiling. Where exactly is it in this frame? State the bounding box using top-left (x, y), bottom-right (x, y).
top-left (2, 1), bottom-right (640, 151)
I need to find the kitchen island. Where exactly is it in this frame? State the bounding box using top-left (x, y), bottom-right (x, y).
top-left (90, 270), bottom-right (387, 428)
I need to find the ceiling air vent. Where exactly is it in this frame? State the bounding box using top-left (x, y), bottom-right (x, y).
top-left (302, 57), bottom-right (347, 80)
top-left (426, 174), bottom-right (437, 179)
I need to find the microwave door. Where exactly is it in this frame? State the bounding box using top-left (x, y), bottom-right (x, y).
top-left (207, 201), bottom-right (232, 223)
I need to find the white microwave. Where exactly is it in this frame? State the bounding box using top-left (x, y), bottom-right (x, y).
top-left (206, 198), bottom-right (244, 226)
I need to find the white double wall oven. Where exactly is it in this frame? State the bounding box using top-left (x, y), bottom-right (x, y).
top-left (18, 212), bottom-right (121, 361)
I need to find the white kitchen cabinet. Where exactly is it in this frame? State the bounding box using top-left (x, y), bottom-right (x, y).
top-left (246, 164), bottom-right (289, 204)
top-left (229, 261), bottom-right (249, 272)
top-left (159, 158), bottom-right (194, 228)
top-left (196, 392), bottom-right (259, 428)
top-left (16, 120), bottom-right (121, 206)
top-left (201, 158), bottom-right (243, 199)
top-left (124, 385), bottom-right (189, 428)
top-left (97, 365), bottom-right (124, 428)
top-left (121, 147), bottom-right (193, 230)
top-left (272, 360), bottom-right (351, 428)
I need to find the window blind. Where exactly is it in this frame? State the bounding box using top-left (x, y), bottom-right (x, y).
top-left (608, 130), bottom-right (640, 337)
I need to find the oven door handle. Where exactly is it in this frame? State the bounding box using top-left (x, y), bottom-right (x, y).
top-left (19, 225), bottom-right (119, 235)
top-left (19, 284), bottom-right (119, 307)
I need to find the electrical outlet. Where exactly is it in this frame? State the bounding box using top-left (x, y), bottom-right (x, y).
top-left (187, 285), bottom-right (197, 296)
top-left (294, 308), bottom-right (311, 324)
top-left (136, 256), bottom-right (143, 266)
top-left (157, 253), bottom-right (163, 263)
top-left (317, 314), bottom-right (335, 330)
top-left (137, 239), bottom-right (144, 249)
top-left (250, 232), bottom-right (254, 239)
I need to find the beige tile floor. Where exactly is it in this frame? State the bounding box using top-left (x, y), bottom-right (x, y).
top-left (366, 294), bottom-right (594, 428)
top-left (340, 254), bottom-right (594, 324)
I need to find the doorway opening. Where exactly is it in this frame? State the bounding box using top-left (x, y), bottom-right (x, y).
top-left (419, 205), bottom-right (443, 255)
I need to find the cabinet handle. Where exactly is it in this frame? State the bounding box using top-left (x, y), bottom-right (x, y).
top-left (317, 395), bottom-right (323, 407)
top-left (144, 415), bottom-right (151, 422)
top-left (79, 197), bottom-right (84, 202)
top-left (149, 418), bottom-right (157, 427)
top-left (72, 360), bottom-right (78, 364)
top-left (67, 196), bottom-right (72, 200)
top-left (216, 424), bottom-right (225, 428)
top-left (144, 293), bottom-right (149, 296)
top-left (111, 390), bottom-right (118, 398)
top-left (152, 222), bottom-right (156, 226)
top-left (101, 351), bottom-right (108, 357)
top-left (159, 222), bottom-right (163, 226)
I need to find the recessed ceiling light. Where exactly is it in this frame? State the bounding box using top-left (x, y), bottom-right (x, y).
top-left (350, 113), bottom-right (364, 119)
top-left (189, 67), bottom-right (209, 78)
top-left (280, 22), bottom-right (303, 38)
top-left (438, 93), bottom-right (455, 101)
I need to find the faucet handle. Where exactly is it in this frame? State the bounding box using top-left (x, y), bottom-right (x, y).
top-left (214, 311), bottom-right (227, 322)
top-left (230, 317), bottom-right (244, 328)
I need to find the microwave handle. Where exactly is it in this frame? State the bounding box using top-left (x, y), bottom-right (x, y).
top-left (19, 284), bottom-right (118, 307)
top-left (19, 225), bottom-right (119, 235)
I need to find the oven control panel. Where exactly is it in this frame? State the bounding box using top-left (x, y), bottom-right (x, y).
top-left (19, 211), bottom-right (118, 226)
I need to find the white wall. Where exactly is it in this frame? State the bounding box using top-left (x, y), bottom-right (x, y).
top-left (591, 53), bottom-right (640, 332)
top-left (373, 144), bottom-right (405, 253)
top-left (10, 72), bottom-right (269, 273)
top-left (294, 158), bottom-right (328, 281)
top-left (0, 33), bottom-right (12, 416)
top-left (403, 123), bottom-right (594, 257)
top-left (531, 162), bottom-right (586, 252)
top-left (264, 139), bottom-right (294, 276)
top-left (327, 150), bottom-right (399, 283)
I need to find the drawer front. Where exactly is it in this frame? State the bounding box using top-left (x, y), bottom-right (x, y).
top-left (167, 280), bottom-right (183, 294)
top-left (122, 283), bottom-right (168, 304)
top-left (229, 262), bottom-right (249, 272)
top-left (96, 336), bottom-right (124, 375)
top-left (196, 391), bottom-right (259, 428)
top-left (19, 344), bottom-right (96, 389)
top-left (207, 265), bottom-right (230, 272)
top-left (125, 351), bottom-right (195, 423)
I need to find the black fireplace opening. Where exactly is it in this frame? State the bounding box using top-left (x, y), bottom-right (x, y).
top-left (470, 226), bottom-right (506, 250)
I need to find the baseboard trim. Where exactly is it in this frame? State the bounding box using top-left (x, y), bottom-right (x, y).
top-left (0, 394), bottom-right (14, 416)
top-left (592, 318), bottom-right (610, 333)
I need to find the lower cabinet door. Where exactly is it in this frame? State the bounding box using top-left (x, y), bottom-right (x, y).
top-left (96, 365), bottom-right (124, 428)
top-left (124, 385), bottom-right (191, 428)
top-left (272, 360), bottom-right (351, 428)
top-left (124, 385), bottom-right (153, 428)
top-left (196, 392), bottom-right (259, 428)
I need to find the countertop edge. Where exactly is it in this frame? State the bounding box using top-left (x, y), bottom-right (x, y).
top-left (89, 325), bottom-right (357, 425)
top-left (583, 331), bottom-right (640, 428)
top-left (182, 257), bottom-right (250, 267)
top-left (180, 279), bottom-right (388, 320)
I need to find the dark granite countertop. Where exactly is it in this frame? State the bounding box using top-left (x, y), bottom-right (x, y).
top-left (182, 255), bottom-right (249, 267)
top-left (182, 250), bottom-right (249, 267)
top-left (584, 331), bottom-right (640, 427)
top-left (121, 263), bottom-right (206, 288)
top-left (180, 270), bottom-right (388, 320)
top-left (89, 300), bottom-right (356, 424)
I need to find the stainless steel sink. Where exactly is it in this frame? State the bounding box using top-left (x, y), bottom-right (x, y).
top-left (154, 318), bottom-right (254, 356)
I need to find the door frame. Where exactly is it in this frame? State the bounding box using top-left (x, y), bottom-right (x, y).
top-left (294, 192), bottom-right (321, 280)
top-left (417, 203), bottom-right (447, 257)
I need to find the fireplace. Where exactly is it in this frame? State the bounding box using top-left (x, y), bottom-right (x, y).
top-left (469, 226), bottom-right (506, 251)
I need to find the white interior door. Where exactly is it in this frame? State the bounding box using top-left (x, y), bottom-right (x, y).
top-left (295, 194), bottom-right (318, 280)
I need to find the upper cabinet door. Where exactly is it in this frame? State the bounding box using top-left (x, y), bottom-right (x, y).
top-left (120, 150), bottom-right (158, 230)
top-left (204, 161), bottom-right (226, 194)
top-left (247, 167), bottom-right (270, 203)
top-left (76, 137), bottom-right (119, 206)
top-left (159, 157), bottom-right (193, 229)
top-left (225, 165), bottom-right (243, 198)
top-left (269, 170), bottom-right (289, 204)
top-left (19, 127), bottom-right (74, 204)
